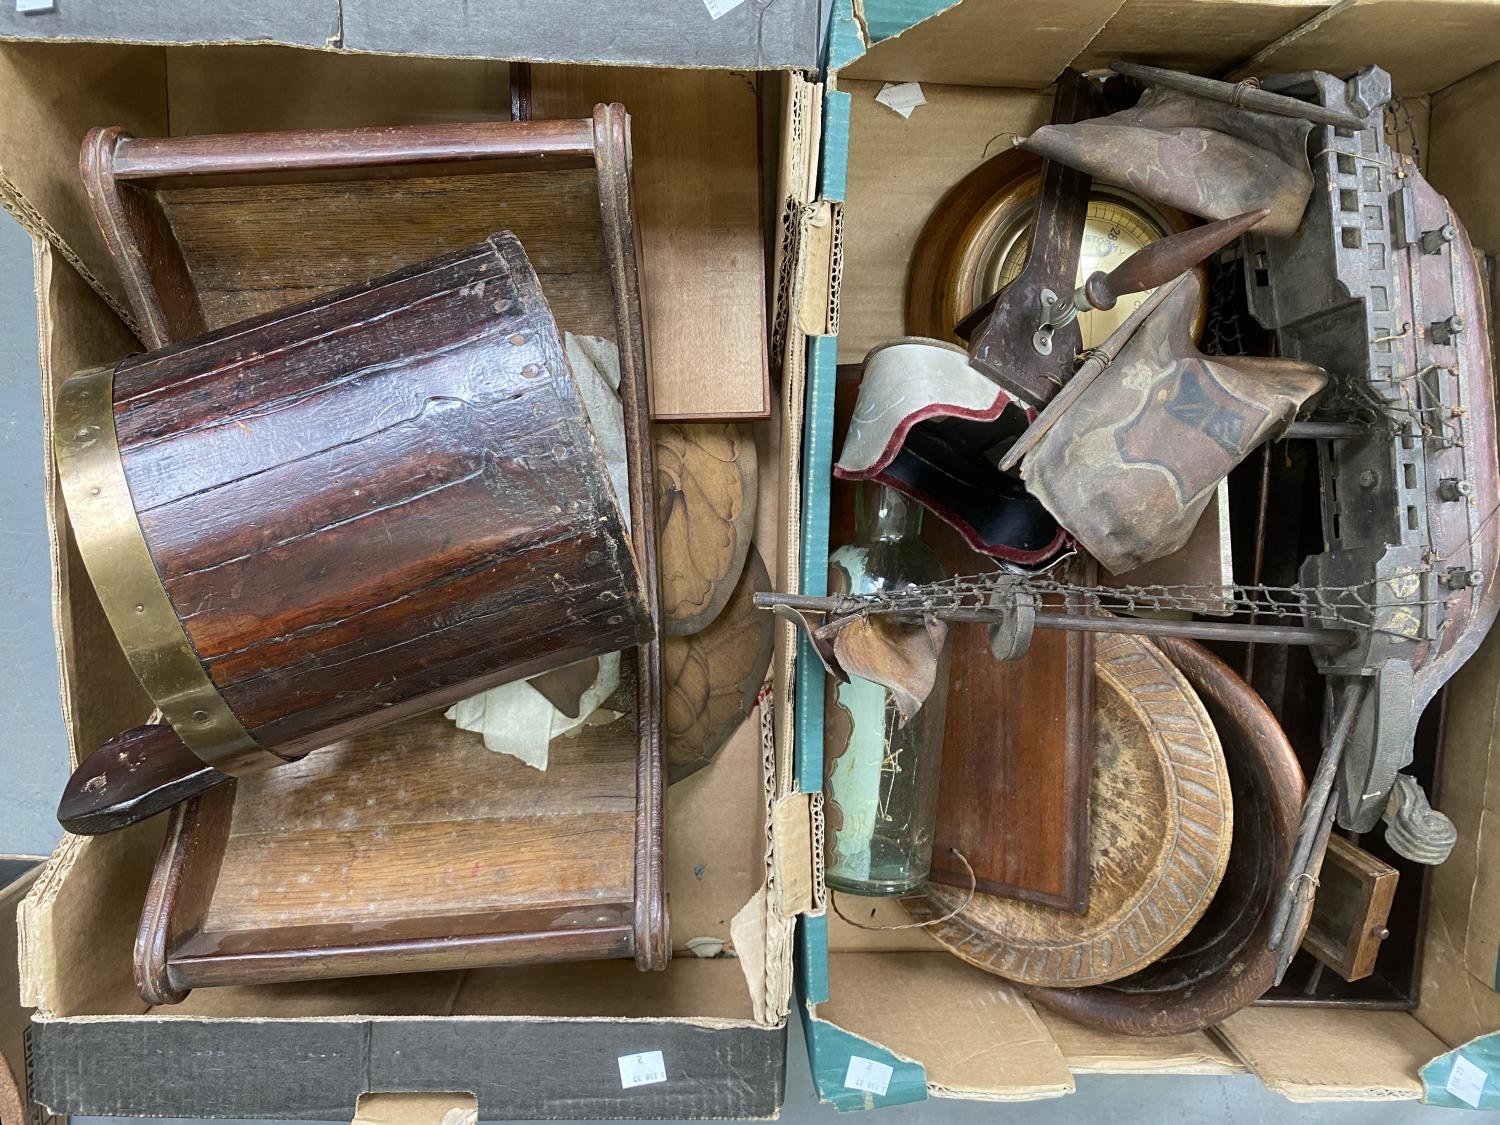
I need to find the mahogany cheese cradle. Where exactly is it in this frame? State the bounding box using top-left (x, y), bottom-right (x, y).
top-left (137, 672), bottom-right (653, 1002)
top-left (66, 107), bottom-right (671, 998)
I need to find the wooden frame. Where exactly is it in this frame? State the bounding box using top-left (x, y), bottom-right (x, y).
top-left (83, 107), bottom-right (668, 1001)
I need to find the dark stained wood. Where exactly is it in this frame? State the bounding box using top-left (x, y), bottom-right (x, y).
top-left (1024, 637), bottom-right (1305, 1035)
top-left (591, 103), bottom-right (668, 971)
top-left (904, 145), bottom-right (1045, 351)
top-left (829, 363), bottom-right (1094, 910)
top-left (105, 118), bottom-right (598, 184)
top-left (135, 782), bottom-right (235, 1005)
top-left (58, 724), bottom-right (229, 836)
top-left (926, 550), bottom-right (1094, 910)
top-left (966, 69), bottom-right (1099, 407)
top-left (80, 126), bottom-right (205, 346)
top-left (93, 106), bottom-right (672, 995)
top-left (112, 233), bottom-right (650, 759)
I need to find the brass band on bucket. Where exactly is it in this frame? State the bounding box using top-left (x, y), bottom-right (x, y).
top-left (53, 363), bottom-right (284, 776)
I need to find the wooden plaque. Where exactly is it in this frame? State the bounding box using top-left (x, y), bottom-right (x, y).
top-left (902, 632), bottom-right (1231, 988)
top-left (925, 536), bottom-right (1094, 910)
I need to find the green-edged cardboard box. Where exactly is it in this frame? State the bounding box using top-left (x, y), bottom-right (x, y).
top-left (792, 0), bottom-right (1500, 1111)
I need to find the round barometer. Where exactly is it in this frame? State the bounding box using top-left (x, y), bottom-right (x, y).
top-left (906, 150), bottom-right (1208, 346)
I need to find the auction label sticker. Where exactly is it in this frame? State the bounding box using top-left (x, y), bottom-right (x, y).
top-left (844, 1055), bottom-right (894, 1096)
top-left (618, 1050), bottom-right (668, 1089)
top-left (1447, 1055), bottom-right (1488, 1108)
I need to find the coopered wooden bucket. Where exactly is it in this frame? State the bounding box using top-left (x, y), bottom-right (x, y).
top-left (55, 231), bottom-right (653, 830)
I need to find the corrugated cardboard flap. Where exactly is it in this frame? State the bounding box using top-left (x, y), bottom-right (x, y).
top-left (818, 953), bottom-right (1074, 1101)
top-left (793, 200), bottom-right (841, 339)
top-left (770, 793), bottom-right (816, 919)
top-left (1219, 1007), bottom-right (1445, 1101)
top-left (1231, 0), bottom-right (1500, 96)
top-left (353, 1093), bottom-right (477, 1125)
top-left (1037, 1011), bottom-right (1243, 1076)
top-left (1, 0), bottom-right (821, 70)
top-left (839, 0), bottom-right (1126, 87)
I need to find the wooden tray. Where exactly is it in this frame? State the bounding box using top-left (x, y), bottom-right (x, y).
top-left (902, 631), bottom-right (1232, 988)
top-left (1025, 637), bottom-right (1304, 1035)
top-left (92, 108), bottom-right (669, 1002)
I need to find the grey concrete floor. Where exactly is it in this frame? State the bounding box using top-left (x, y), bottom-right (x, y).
top-left (0, 214), bottom-right (1461, 1122)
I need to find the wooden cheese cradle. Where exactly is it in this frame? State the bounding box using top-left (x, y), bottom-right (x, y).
top-left (70, 107), bottom-right (670, 1000)
top-left (138, 676), bottom-right (652, 1001)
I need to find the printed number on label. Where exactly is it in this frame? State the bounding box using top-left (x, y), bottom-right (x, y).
top-left (702, 0), bottom-right (745, 18)
top-left (618, 1050), bottom-right (668, 1089)
top-left (844, 1056), bottom-right (894, 1096)
top-left (1447, 1055), bottom-right (1488, 1108)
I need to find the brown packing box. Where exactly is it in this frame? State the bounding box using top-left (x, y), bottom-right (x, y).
top-left (0, 858), bottom-right (55, 1125)
top-left (1, 41), bottom-right (829, 1120)
top-left (798, 0), bottom-right (1500, 1108)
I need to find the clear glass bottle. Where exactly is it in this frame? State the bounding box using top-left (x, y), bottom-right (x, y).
top-left (823, 484), bottom-right (950, 896)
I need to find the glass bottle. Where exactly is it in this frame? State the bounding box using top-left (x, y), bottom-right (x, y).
top-left (823, 484), bottom-right (950, 896)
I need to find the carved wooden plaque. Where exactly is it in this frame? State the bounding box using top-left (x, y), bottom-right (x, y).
top-left (655, 422), bottom-right (758, 637)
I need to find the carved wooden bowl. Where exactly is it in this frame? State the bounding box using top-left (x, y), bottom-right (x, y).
top-left (901, 631), bottom-right (1231, 987)
top-left (1023, 637), bottom-right (1304, 1035)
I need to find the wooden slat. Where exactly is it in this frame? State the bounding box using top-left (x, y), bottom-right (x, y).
top-left (530, 67), bottom-right (769, 420)
top-left (157, 168), bottom-right (616, 343)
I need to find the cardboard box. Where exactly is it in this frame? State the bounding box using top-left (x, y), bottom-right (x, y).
top-left (0, 35), bottom-right (831, 1120)
top-left (0, 857), bottom-right (56, 1125)
top-left (794, 0), bottom-right (1500, 1111)
top-left (0, 0), bottom-right (822, 71)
